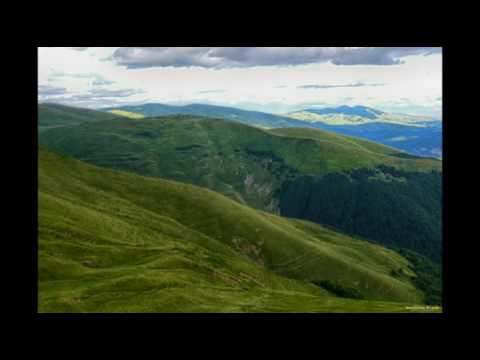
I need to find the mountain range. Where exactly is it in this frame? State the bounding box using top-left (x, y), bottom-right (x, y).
top-left (38, 103), bottom-right (442, 312)
top-left (102, 103), bottom-right (442, 158)
top-left (287, 105), bottom-right (437, 126)
top-left (39, 104), bottom-right (442, 261)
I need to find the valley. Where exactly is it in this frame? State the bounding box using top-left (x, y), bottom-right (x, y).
top-left (104, 103), bottom-right (443, 158)
top-left (37, 46), bottom-right (443, 314)
top-left (39, 147), bottom-right (438, 312)
top-left (39, 105), bottom-right (442, 264)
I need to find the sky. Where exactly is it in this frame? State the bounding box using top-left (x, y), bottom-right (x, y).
top-left (38, 47), bottom-right (442, 118)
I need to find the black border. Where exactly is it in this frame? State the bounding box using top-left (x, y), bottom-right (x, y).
top-left (33, 45), bottom-right (39, 317)
top-left (32, 44), bottom-right (449, 321)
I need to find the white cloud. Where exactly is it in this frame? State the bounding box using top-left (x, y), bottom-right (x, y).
top-left (38, 47), bottom-right (442, 116)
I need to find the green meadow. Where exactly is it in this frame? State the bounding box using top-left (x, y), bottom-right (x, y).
top-left (39, 148), bottom-right (439, 312)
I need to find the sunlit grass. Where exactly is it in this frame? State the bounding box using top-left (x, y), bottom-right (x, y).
top-left (38, 148), bottom-right (434, 312)
top-left (109, 110), bottom-right (145, 119)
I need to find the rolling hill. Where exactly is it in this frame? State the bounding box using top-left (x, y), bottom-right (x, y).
top-left (39, 147), bottom-right (439, 312)
top-left (103, 103), bottom-right (443, 158)
top-left (287, 105), bottom-right (436, 125)
top-left (38, 109), bottom-right (442, 262)
top-left (286, 106), bottom-right (442, 158)
top-left (38, 103), bottom-right (125, 132)
top-left (103, 103), bottom-right (306, 129)
top-left (299, 122), bottom-right (442, 159)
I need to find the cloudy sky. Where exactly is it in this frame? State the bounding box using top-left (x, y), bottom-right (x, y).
top-left (38, 47), bottom-right (442, 118)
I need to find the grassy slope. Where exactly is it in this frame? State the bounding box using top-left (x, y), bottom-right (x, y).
top-left (38, 104), bottom-right (125, 132)
top-left (104, 103), bottom-right (304, 128)
top-left (39, 148), bottom-right (433, 313)
top-left (38, 113), bottom-right (442, 262)
top-left (102, 103), bottom-right (442, 158)
top-left (39, 116), bottom-right (441, 209)
top-left (268, 127), bottom-right (442, 172)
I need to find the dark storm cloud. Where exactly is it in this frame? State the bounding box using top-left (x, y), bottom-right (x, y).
top-left (329, 47), bottom-right (441, 65)
top-left (111, 47), bottom-right (442, 69)
top-left (298, 82), bottom-right (384, 89)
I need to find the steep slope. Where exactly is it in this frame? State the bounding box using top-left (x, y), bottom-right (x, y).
top-left (39, 148), bottom-right (432, 312)
top-left (39, 114), bottom-right (442, 262)
top-left (270, 127), bottom-right (442, 262)
top-left (38, 103), bottom-right (125, 132)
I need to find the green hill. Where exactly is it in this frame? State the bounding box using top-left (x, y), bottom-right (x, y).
top-left (270, 127), bottom-right (442, 262)
top-left (39, 147), bottom-right (439, 312)
top-left (38, 103), bottom-right (125, 132)
top-left (103, 102), bottom-right (305, 128)
top-left (102, 103), bottom-right (442, 158)
top-left (39, 112), bottom-right (442, 261)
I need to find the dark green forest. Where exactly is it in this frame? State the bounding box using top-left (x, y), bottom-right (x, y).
top-left (279, 165), bottom-right (442, 262)
top-left (396, 249), bottom-right (442, 305)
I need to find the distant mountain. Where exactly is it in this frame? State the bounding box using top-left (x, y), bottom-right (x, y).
top-left (103, 103), bottom-right (306, 129)
top-left (284, 106), bottom-right (442, 158)
top-left (39, 107), bottom-right (442, 262)
top-left (104, 103), bottom-right (442, 158)
top-left (308, 122), bottom-right (442, 159)
top-left (305, 105), bottom-right (384, 119)
top-left (287, 105), bottom-right (438, 126)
